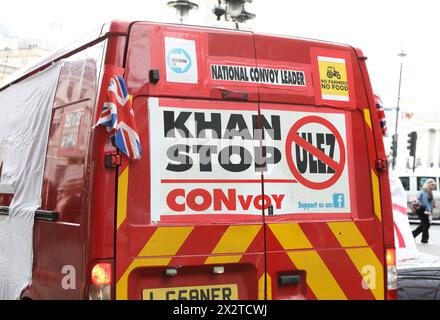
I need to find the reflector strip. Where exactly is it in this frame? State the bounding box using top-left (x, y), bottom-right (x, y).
top-left (269, 224), bottom-right (313, 250)
top-left (117, 166), bottom-right (129, 229)
top-left (287, 251), bottom-right (347, 300)
top-left (266, 273), bottom-right (272, 300)
top-left (258, 274), bottom-right (264, 300)
top-left (363, 109), bottom-right (372, 130)
top-left (371, 170), bottom-right (383, 221)
top-left (210, 225), bottom-right (261, 255)
top-left (116, 258), bottom-right (171, 300)
top-left (205, 255), bottom-right (242, 264)
top-left (345, 248), bottom-right (385, 300)
top-left (258, 273), bottom-right (272, 300)
top-left (138, 227), bottom-right (194, 257)
top-left (116, 227), bottom-right (194, 300)
top-left (327, 222), bottom-right (368, 248)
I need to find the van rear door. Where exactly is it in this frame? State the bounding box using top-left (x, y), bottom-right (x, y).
top-left (116, 23), bottom-right (266, 300)
top-left (254, 35), bottom-right (387, 300)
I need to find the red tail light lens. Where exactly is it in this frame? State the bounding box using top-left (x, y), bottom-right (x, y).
top-left (91, 262), bottom-right (112, 285)
top-left (386, 247), bottom-right (396, 266)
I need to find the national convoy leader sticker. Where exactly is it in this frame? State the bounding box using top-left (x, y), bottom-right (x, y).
top-left (148, 97), bottom-right (351, 221)
top-left (210, 64), bottom-right (307, 87)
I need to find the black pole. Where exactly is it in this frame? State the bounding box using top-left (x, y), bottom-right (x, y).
top-left (412, 138), bottom-right (417, 173)
top-left (412, 152), bottom-right (416, 173)
top-left (395, 61), bottom-right (404, 136)
top-left (393, 53), bottom-right (405, 170)
top-left (392, 133), bottom-right (398, 170)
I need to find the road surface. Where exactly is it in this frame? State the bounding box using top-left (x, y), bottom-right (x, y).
top-left (412, 224), bottom-right (440, 257)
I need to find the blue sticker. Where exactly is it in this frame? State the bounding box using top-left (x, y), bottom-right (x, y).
top-left (167, 48), bottom-right (192, 74)
top-left (333, 193), bottom-right (345, 208)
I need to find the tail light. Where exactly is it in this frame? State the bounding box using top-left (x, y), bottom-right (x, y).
top-left (89, 261), bottom-right (113, 300)
top-left (385, 247), bottom-right (398, 300)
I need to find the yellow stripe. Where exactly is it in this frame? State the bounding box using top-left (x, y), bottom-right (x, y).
top-left (288, 251), bottom-right (347, 300)
top-left (117, 167), bottom-right (129, 229)
top-left (269, 223), bottom-right (313, 250)
top-left (139, 227), bottom-right (194, 257)
top-left (266, 273), bottom-right (272, 300)
top-left (205, 255), bottom-right (242, 264)
top-left (327, 222), bottom-right (368, 247)
top-left (363, 109), bottom-right (372, 130)
top-left (371, 170), bottom-right (383, 221)
top-left (258, 274), bottom-right (265, 300)
top-left (211, 225), bottom-right (261, 254)
top-left (258, 273), bottom-right (272, 300)
top-left (345, 248), bottom-right (385, 300)
top-left (116, 258), bottom-right (171, 300)
top-left (117, 227), bottom-right (193, 300)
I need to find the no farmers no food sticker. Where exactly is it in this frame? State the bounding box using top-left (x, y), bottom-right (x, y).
top-left (318, 56), bottom-right (350, 102)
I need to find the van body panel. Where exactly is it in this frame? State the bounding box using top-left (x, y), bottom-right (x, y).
top-left (0, 21), bottom-right (394, 300)
top-left (125, 23), bottom-right (259, 101)
top-left (114, 94), bottom-right (265, 300)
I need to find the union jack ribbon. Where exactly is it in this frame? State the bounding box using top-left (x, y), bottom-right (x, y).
top-left (95, 75), bottom-right (142, 160)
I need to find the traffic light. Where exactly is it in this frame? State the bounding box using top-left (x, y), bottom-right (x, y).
top-left (391, 134), bottom-right (398, 158)
top-left (407, 131), bottom-right (417, 157)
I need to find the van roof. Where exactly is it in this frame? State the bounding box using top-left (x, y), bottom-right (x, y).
top-left (0, 20), bottom-right (358, 92)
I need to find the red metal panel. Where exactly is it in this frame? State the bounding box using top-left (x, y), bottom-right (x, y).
top-left (114, 70), bottom-right (266, 298)
top-left (23, 35), bottom-right (120, 299)
top-left (16, 21), bottom-right (394, 300)
top-left (356, 49), bottom-right (395, 248)
top-left (125, 22), bottom-right (259, 101)
top-left (259, 101), bottom-right (385, 299)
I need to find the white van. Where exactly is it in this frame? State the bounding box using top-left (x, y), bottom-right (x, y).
top-left (398, 171), bottom-right (440, 220)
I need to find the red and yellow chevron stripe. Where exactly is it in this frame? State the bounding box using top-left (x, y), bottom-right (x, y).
top-left (113, 100), bottom-right (387, 301)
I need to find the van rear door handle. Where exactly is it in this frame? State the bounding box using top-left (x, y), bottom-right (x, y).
top-left (0, 206), bottom-right (57, 222)
top-left (218, 89), bottom-right (249, 101)
top-left (279, 274), bottom-right (301, 285)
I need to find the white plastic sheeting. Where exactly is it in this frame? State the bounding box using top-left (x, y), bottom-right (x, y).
top-left (0, 63), bottom-right (61, 299)
top-left (389, 171), bottom-right (419, 262)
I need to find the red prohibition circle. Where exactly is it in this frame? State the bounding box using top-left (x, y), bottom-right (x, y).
top-left (285, 115), bottom-right (346, 190)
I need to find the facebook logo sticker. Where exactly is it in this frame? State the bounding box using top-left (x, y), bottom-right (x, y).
top-left (333, 194), bottom-right (345, 208)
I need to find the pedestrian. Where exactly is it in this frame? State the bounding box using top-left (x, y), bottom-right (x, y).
top-left (412, 178), bottom-right (436, 244)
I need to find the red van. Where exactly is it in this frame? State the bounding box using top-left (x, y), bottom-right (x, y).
top-left (0, 21), bottom-right (396, 300)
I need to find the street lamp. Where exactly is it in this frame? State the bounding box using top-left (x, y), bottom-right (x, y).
top-left (230, 6), bottom-right (255, 29)
top-left (231, 6), bottom-right (256, 23)
top-left (167, 0), bottom-right (199, 23)
top-left (392, 47), bottom-right (407, 170)
top-left (214, 0), bottom-right (255, 29)
top-left (220, 0), bottom-right (253, 18)
top-left (212, 3), bottom-right (227, 21)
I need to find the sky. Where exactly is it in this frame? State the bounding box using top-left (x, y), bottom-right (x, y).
top-left (1, 0), bottom-right (439, 116)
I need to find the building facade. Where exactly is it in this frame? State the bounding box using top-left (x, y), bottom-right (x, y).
top-left (387, 110), bottom-right (440, 171)
top-left (0, 24), bottom-right (53, 82)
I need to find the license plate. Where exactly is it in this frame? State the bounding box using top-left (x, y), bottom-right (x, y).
top-left (142, 284), bottom-right (238, 300)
